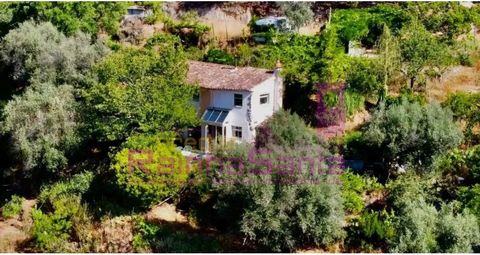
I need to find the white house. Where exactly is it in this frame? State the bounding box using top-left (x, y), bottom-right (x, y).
top-left (187, 61), bottom-right (283, 152)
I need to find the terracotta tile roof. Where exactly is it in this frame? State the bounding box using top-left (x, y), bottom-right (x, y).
top-left (187, 61), bottom-right (274, 91)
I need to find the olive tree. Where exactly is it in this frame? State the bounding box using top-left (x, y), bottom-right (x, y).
top-left (0, 21), bottom-right (108, 86)
top-left (1, 82), bottom-right (78, 174)
top-left (278, 2), bottom-right (314, 31)
top-left (363, 98), bottom-right (463, 173)
top-left (187, 111), bottom-right (345, 252)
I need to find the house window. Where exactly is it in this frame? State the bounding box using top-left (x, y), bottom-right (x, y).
top-left (260, 94), bottom-right (269, 104)
top-left (234, 94), bottom-right (243, 107)
top-left (232, 126), bottom-right (242, 138)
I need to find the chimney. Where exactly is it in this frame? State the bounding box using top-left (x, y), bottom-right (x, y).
top-left (273, 60), bottom-right (283, 112)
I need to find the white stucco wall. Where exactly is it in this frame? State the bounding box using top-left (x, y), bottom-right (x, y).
top-left (201, 71), bottom-right (283, 149)
top-left (250, 76), bottom-right (277, 138)
top-left (210, 89), bottom-right (253, 142)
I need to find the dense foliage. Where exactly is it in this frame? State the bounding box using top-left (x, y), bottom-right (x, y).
top-left (183, 111), bottom-right (345, 252)
top-left (112, 132), bottom-right (189, 208)
top-left (0, 21), bottom-right (108, 85)
top-left (0, 2), bottom-right (128, 37)
top-left (82, 46), bottom-right (198, 142)
top-left (363, 99), bottom-right (463, 173)
top-left (1, 2), bottom-right (480, 253)
top-left (1, 83), bottom-right (78, 175)
top-left (1, 195), bottom-right (24, 219)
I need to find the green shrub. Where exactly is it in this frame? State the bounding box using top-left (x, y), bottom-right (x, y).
top-left (132, 218), bottom-right (221, 252)
top-left (184, 46), bottom-right (205, 61)
top-left (386, 176), bottom-right (480, 252)
top-left (363, 98), bottom-right (463, 174)
top-left (205, 49), bottom-right (235, 65)
top-left (385, 89), bottom-right (427, 106)
top-left (112, 132), bottom-right (189, 208)
top-left (167, 11), bottom-right (210, 47)
top-left (435, 146), bottom-right (480, 183)
top-left (31, 195), bottom-right (93, 252)
top-left (349, 210), bottom-right (395, 246)
top-left (340, 131), bottom-right (374, 161)
top-left (145, 33), bottom-right (181, 48)
top-left (38, 172), bottom-right (94, 206)
top-left (345, 90), bottom-right (365, 116)
top-left (435, 203), bottom-right (480, 252)
top-left (389, 200), bottom-right (438, 253)
top-left (255, 109), bottom-right (318, 149)
top-left (458, 184), bottom-right (480, 223)
top-left (186, 110), bottom-right (345, 251)
top-left (239, 177), bottom-right (345, 252)
top-left (204, 143), bottom-right (345, 252)
top-left (346, 58), bottom-right (383, 98)
top-left (1, 195), bottom-right (24, 219)
top-left (442, 92), bottom-right (480, 139)
top-left (386, 174), bottom-right (431, 210)
top-left (340, 171), bottom-right (383, 214)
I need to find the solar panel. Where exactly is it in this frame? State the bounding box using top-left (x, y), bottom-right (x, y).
top-left (209, 110), bottom-right (221, 122)
top-left (217, 111), bottom-right (228, 123)
top-left (202, 108), bottom-right (230, 125)
top-left (202, 110), bottom-right (213, 121)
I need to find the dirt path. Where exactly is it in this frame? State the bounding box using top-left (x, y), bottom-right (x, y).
top-left (0, 199), bottom-right (36, 252)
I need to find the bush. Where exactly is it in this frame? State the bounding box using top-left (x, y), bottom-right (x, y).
top-left (255, 110), bottom-right (318, 149)
top-left (347, 210), bottom-right (395, 249)
top-left (386, 174), bottom-right (432, 210)
top-left (111, 132), bottom-right (189, 208)
top-left (184, 46), bottom-right (205, 61)
top-left (238, 172), bottom-right (345, 251)
top-left (340, 171), bottom-right (383, 214)
top-left (389, 200), bottom-right (438, 252)
top-left (1, 82), bottom-right (79, 174)
top-left (344, 91), bottom-right (365, 116)
top-left (38, 172), bottom-right (94, 206)
top-left (132, 218), bottom-right (221, 252)
top-left (1, 195), bottom-right (24, 219)
top-left (167, 11), bottom-right (210, 47)
top-left (198, 142), bottom-right (345, 251)
top-left (435, 203), bottom-right (480, 252)
top-left (363, 98), bottom-right (463, 174)
top-left (435, 146), bottom-right (480, 183)
top-left (442, 92), bottom-right (480, 139)
top-left (186, 110), bottom-right (345, 251)
top-left (458, 184), bottom-right (480, 223)
top-left (346, 58), bottom-right (383, 98)
top-left (0, 20), bottom-right (108, 85)
top-left (31, 195), bottom-right (94, 252)
top-left (385, 88), bottom-right (427, 106)
top-left (204, 49), bottom-right (235, 65)
top-left (145, 33), bottom-right (181, 48)
top-left (386, 176), bottom-right (480, 252)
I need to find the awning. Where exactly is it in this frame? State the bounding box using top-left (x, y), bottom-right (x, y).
top-left (202, 108), bottom-right (230, 125)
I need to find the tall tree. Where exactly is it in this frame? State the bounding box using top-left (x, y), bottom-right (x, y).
top-left (399, 20), bottom-right (447, 89)
top-left (1, 82), bottom-right (78, 175)
top-left (0, 21), bottom-right (108, 86)
top-left (377, 24), bottom-right (401, 100)
top-left (363, 99), bottom-right (463, 174)
top-left (82, 45), bottom-right (198, 143)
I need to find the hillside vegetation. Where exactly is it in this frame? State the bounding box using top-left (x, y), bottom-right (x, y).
top-left (1, 2), bottom-right (480, 252)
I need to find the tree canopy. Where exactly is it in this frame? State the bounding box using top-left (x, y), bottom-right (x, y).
top-left (0, 21), bottom-right (108, 86)
top-left (82, 45), bottom-right (198, 143)
top-left (1, 82), bottom-right (78, 174)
